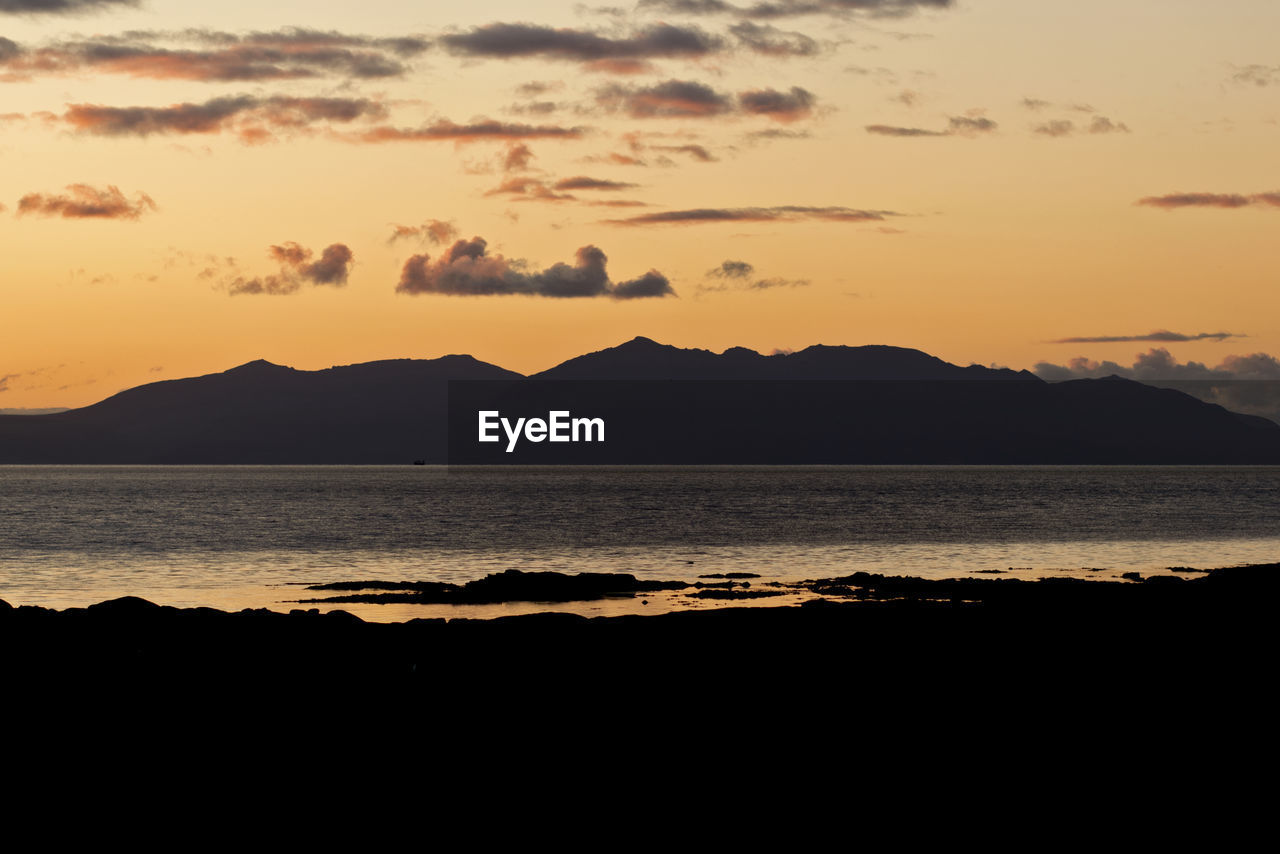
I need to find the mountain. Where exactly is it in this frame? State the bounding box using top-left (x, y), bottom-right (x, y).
top-left (0, 356), bottom-right (519, 463)
top-left (2, 339), bottom-right (1278, 463)
top-left (533, 336), bottom-right (1038, 381)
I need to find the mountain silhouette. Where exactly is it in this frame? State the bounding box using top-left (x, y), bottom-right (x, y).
top-left (0, 356), bottom-right (518, 463)
top-left (533, 336), bottom-right (1038, 381)
top-left (1, 338), bottom-right (1277, 463)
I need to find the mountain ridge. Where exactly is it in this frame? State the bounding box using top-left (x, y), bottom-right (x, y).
top-left (1, 338), bottom-right (1276, 463)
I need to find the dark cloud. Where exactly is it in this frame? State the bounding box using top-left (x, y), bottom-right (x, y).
top-left (599, 79), bottom-right (818, 122)
top-left (0, 0), bottom-right (136, 14)
top-left (16, 184), bottom-right (155, 220)
top-left (605, 205), bottom-right (898, 225)
top-left (395, 237), bottom-right (675, 299)
top-left (0, 28), bottom-right (428, 82)
top-left (708, 259), bottom-right (754, 278)
top-left (1088, 116), bottom-right (1129, 134)
top-left (440, 22), bottom-right (722, 71)
top-left (703, 258), bottom-right (808, 290)
top-left (63, 95), bottom-right (386, 141)
top-left (1136, 192), bottom-right (1280, 210)
top-left (864, 123), bottom-right (944, 137)
top-left (1051, 331), bottom-right (1243, 344)
top-left (597, 79), bottom-right (734, 118)
top-left (637, 0), bottom-right (953, 19)
top-left (947, 115), bottom-right (996, 134)
top-left (738, 86), bottom-right (815, 122)
top-left (553, 176), bottom-right (640, 190)
top-left (227, 242), bottom-right (354, 296)
top-left (1020, 97), bottom-right (1051, 111)
top-left (1034, 348), bottom-right (1280, 424)
top-left (352, 120), bottom-right (586, 144)
top-left (388, 220), bottom-right (459, 246)
top-left (728, 21), bottom-right (819, 56)
top-left (1034, 349), bottom-right (1280, 382)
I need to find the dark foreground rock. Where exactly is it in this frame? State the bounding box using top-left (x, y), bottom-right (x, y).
top-left (4, 564), bottom-right (1276, 724)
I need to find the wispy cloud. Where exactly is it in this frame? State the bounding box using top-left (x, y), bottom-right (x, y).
top-left (1136, 192), bottom-right (1280, 210)
top-left (866, 115), bottom-right (996, 137)
top-left (1050, 330), bottom-right (1243, 344)
top-left (16, 184), bottom-right (155, 220)
top-left (604, 205), bottom-right (898, 225)
top-left (636, 0), bottom-right (954, 20)
top-left (348, 119), bottom-right (587, 144)
top-left (0, 28), bottom-right (428, 83)
top-left (702, 258), bottom-right (809, 290)
top-left (0, 0), bottom-right (136, 15)
top-left (63, 94), bottom-right (387, 143)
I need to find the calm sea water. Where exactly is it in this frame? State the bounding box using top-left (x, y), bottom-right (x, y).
top-left (1, 465), bottom-right (1278, 619)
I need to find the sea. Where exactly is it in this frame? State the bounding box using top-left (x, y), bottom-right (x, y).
top-left (1, 465), bottom-right (1277, 621)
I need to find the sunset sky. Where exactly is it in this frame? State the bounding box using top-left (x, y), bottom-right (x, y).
top-left (2, 0), bottom-right (1278, 409)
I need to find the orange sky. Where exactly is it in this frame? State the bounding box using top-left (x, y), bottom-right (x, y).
top-left (2, 0), bottom-right (1279, 408)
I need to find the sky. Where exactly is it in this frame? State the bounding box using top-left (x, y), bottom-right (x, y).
top-left (2, 0), bottom-right (1279, 408)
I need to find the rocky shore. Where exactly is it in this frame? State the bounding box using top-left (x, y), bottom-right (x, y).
top-left (4, 565), bottom-right (1274, 721)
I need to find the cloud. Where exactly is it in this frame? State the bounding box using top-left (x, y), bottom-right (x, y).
top-left (1050, 330), bottom-right (1243, 344)
top-left (636, 0), bottom-right (954, 19)
top-left (1032, 119), bottom-right (1074, 137)
top-left (1136, 192), bottom-right (1280, 210)
top-left (1087, 115), bottom-right (1129, 134)
top-left (1033, 347), bottom-right (1280, 423)
top-left (553, 176), bottom-right (640, 190)
top-left (866, 116), bottom-right (996, 138)
top-left (1032, 115), bottom-right (1129, 137)
top-left (1020, 97), bottom-right (1051, 111)
top-left (484, 177), bottom-right (578, 202)
top-left (947, 115), bottom-right (997, 135)
top-left (0, 28), bottom-right (428, 83)
top-left (63, 94), bottom-right (387, 141)
top-left (388, 220), bottom-right (459, 246)
top-left (350, 119), bottom-right (586, 144)
top-left (597, 79), bottom-right (734, 118)
top-left (728, 21), bottom-right (819, 56)
top-left (865, 124), bottom-right (945, 137)
top-left (702, 258), bottom-right (808, 290)
top-left (395, 237), bottom-right (674, 298)
top-left (708, 259), bottom-right (755, 278)
top-left (16, 184), bottom-right (155, 220)
top-left (227, 242), bottom-right (354, 295)
top-left (744, 128), bottom-right (810, 142)
top-left (738, 86), bottom-right (815, 122)
top-left (502, 142), bottom-right (536, 171)
top-left (604, 205), bottom-right (898, 225)
top-left (440, 22), bottom-right (722, 71)
top-left (1034, 348), bottom-right (1280, 381)
top-left (1230, 65), bottom-right (1279, 88)
top-left (0, 0), bottom-right (136, 14)
top-left (598, 79), bottom-right (818, 122)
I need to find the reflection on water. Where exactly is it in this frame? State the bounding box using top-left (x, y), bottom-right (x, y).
top-left (1, 465), bottom-right (1278, 619)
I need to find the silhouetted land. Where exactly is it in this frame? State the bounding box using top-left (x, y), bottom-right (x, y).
top-left (2, 337), bottom-right (1278, 462)
top-left (3, 565), bottom-right (1274, 725)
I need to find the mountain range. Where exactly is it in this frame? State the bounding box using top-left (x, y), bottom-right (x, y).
top-left (1, 337), bottom-right (1277, 463)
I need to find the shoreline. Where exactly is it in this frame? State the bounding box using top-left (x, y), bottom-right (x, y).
top-left (4, 565), bottom-right (1275, 702)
